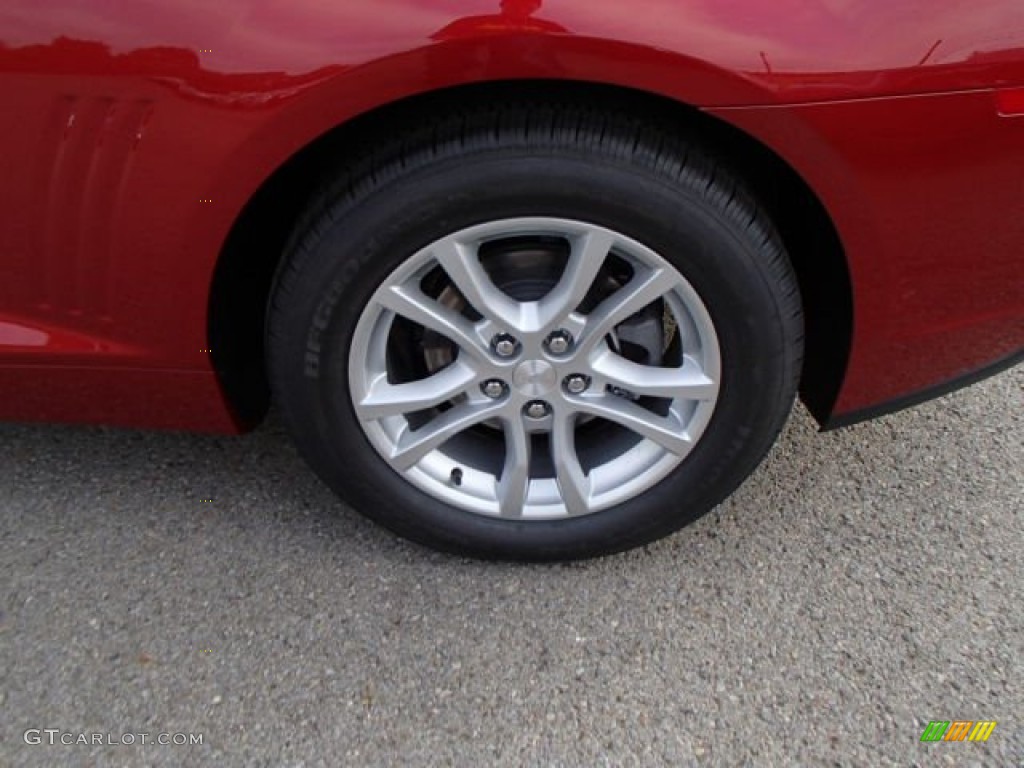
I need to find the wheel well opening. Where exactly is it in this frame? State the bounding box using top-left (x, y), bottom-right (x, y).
top-left (682, 107), bottom-right (853, 424)
top-left (209, 80), bottom-right (852, 429)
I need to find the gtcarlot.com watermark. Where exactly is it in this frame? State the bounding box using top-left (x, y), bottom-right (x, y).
top-left (24, 729), bottom-right (203, 746)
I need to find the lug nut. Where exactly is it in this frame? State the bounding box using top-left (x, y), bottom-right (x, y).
top-left (481, 379), bottom-right (507, 399)
top-left (524, 401), bottom-right (551, 420)
top-left (564, 374), bottom-right (591, 395)
top-left (492, 334), bottom-right (520, 358)
top-left (545, 330), bottom-right (573, 355)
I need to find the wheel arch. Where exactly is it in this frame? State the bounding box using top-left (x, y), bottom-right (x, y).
top-left (208, 80), bottom-right (852, 429)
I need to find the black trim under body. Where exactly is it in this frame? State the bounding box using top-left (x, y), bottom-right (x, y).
top-left (823, 346), bottom-right (1024, 431)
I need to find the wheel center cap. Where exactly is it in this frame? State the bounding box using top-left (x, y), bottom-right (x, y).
top-left (513, 360), bottom-right (557, 397)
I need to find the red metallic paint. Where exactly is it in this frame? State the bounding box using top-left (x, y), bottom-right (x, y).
top-left (710, 90), bottom-right (1024, 413)
top-left (0, 0), bottom-right (1022, 432)
top-left (996, 85), bottom-right (1024, 115)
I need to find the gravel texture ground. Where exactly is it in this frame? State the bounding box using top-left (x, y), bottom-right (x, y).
top-left (1, 366), bottom-right (1021, 767)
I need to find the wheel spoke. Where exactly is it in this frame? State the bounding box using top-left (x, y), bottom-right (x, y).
top-left (590, 348), bottom-right (717, 401)
top-left (572, 395), bottom-right (693, 456)
top-left (375, 283), bottom-right (485, 360)
top-left (496, 417), bottom-right (531, 518)
top-left (390, 400), bottom-right (504, 470)
top-left (355, 360), bottom-right (477, 420)
top-left (578, 267), bottom-right (678, 354)
top-left (349, 217), bottom-right (724, 523)
top-left (550, 412), bottom-right (591, 516)
top-left (431, 237), bottom-right (522, 330)
top-left (536, 228), bottom-right (614, 330)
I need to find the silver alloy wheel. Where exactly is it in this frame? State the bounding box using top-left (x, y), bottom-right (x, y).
top-left (348, 218), bottom-right (721, 520)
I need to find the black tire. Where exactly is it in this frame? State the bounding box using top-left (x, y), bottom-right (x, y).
top-left (268, 99), bottom-right (803, 561)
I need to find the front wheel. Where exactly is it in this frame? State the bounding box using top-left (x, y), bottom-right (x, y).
top-left (268, 102), bottom-right (803, 561)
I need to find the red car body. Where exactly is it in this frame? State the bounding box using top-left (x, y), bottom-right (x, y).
top-left (1, 0), bottom-right (1022, 434)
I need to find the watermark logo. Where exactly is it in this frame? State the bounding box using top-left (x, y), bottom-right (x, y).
top-left (920, 721), bottom-right (997, 742)
top-left (23, 730), bottom-right (203, 746)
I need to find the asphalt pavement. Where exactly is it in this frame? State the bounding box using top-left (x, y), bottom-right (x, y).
top-left (2, 366), bottom-right (1021, 767)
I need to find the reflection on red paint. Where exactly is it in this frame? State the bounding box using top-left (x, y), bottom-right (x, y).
top-left (432, 0), bottom-right (567, 39)
top-left (0, 320), bottom-right (49, 347)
